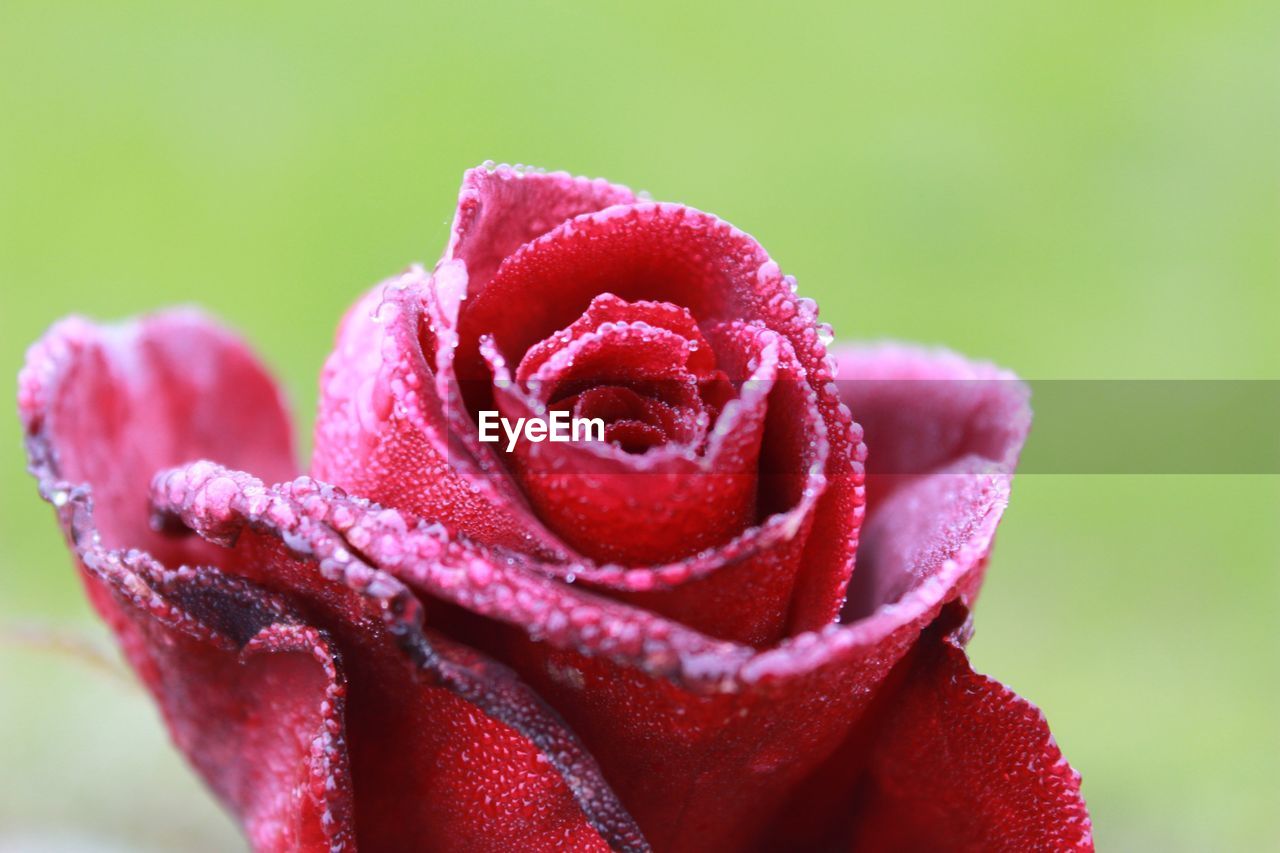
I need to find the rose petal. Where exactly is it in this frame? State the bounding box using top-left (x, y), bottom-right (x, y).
top-left (18, 311), bottom-right (295, 556)
top-left (757, 606), bottom-right (1091, 851)
top-left (92, 558), bottom-right (354, 852)
top-left (20, 316), bottom-right (351, 852)
top-left (448, 164), bottom-right (639, 297)
top-left (455, 203), bottom-right (814, 368)
top-left (312, 271), bottom-right (570, 560)
top-left (516, 294), bottom-right (717, 385)
top-left (843, 621), bottom-right (1093, 852)
top-left (849, 625), bottom-right (1090, 845)
top-left (833, 342), bottom-right (1031, 493)
top-left (832, 344), bottom-right (1032, 619)
top-left (150, 465), bottom-right (650, 852)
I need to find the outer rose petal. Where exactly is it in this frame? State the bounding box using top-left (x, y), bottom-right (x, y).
top-left (844, 616), bottom-right (1093, 851)
top-left (19, 314), bottom-right (351, 852)
top-left (81, 556), bottom-right (355, 853)
top-left (151, 464), bottom-right (649, 852)
top-left (831, 343), bottom-right (1032, 618)
top-left (18, 312), bottom-right (296, 554)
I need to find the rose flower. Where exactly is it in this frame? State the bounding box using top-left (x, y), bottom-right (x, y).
top-left (18, 164), bottom-right (1091, 852)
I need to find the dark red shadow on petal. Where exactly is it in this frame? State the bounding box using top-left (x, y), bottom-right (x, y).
top-left (95, 559), bottom-right (356, 853)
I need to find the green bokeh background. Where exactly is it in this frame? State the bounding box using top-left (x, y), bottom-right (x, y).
top-left (2, 2), bottom-right (1277, 849)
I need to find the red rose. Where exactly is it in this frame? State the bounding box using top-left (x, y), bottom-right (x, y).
top-left (19, 164), bottom-right (1091, 851)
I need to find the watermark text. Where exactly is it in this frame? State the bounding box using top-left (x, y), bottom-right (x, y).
top-left (478, 410), bottom-right (605, 452)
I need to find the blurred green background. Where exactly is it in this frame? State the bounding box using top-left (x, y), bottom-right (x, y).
top-left (2, 1), bottom-right (1277, 849)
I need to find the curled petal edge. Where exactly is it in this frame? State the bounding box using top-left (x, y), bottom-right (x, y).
top-left (150, 460), bottom-right (1013, 698)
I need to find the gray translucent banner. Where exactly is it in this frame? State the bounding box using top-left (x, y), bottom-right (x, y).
top-left (1011, 380), bottom-right (1279, 474)
top-left (840, 379), bottom-right (1280, 474)
top-left (449, 379), bottom-right (1280, 474)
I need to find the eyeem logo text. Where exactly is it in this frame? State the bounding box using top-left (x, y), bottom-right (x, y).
top-left (477, 411), bottom-right (605, 452)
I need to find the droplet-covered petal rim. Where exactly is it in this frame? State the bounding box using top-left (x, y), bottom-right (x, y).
top-left (447, 164), bottom-right (640, 295)
top-left (168, 349), bottom-right (1020, 698)
top-left (150, 462), bottom-right (752, 694)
